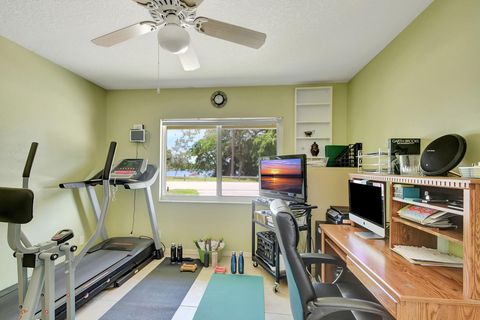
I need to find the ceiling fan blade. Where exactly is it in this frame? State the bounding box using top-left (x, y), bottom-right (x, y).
top-left (181, 0), bottom-right (203, 8)
top-left (131, 0), bottom-right (150, 4)
top-left (92, 21), bottom-right (156, 47)
top-left (178, 46), bottom-right (200, 71)
top-left (194, 17), bottom-right (266, 49)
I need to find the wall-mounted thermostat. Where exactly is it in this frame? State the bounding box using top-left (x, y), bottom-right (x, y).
top-left (130, 124), bottom-right (145, 143)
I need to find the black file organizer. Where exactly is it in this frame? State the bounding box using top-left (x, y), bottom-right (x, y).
top-left (335, 143), bottom-right (362, 167)
top-left (251, 198), bottom-right (316, 292)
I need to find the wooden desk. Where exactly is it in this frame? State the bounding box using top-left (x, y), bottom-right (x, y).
top-left (320, 224), bottom-right (480, 320)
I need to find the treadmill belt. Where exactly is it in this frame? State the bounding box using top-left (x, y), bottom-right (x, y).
top-left (0, 250), bottom-right (130, 320)
top-left (100, 259), bottom-right (202, 320)
top-left (56, 249), bottom-right (130, 295)
top-left (0, 288), bottom-right (19, 320)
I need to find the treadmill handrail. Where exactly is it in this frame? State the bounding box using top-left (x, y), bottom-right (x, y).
top-left (74, 142), bottom-right (116, 268)
top-left (123, 165), bottom-right (159, 190)
top-left (74, 181), bottom-right (111, 268)
top-left (59, 181), bottom-right (88, 189)
top-left (103, 142), bottom-right (117, 181)
top-left (59, 164), bottom-right (158, 190)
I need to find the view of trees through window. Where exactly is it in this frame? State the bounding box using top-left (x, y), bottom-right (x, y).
top-left (165, 127), bottom-right (277, 197)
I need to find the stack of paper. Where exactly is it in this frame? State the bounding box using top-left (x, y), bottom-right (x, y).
top-left (255, 210), bottom-right (274, 227)
top-left (392, 245), bottom-right (463, 268)
top-left (398, 205), bottom-right (456, 228)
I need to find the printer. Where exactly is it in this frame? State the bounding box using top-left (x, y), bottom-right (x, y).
top-left (326, 206), bottom-right (350, 225)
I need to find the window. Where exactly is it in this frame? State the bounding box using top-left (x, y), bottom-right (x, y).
top-left (160, 118), bottom-right (283, 202)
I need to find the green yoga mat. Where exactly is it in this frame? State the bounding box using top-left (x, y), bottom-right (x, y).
top-left (193, 274), bottom-right (265, 320)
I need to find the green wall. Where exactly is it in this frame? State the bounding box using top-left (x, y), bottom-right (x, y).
top-left (347, 0), bottom-right (479, 256)
top-left (104, 84), bottom-right (348, 254)
top-left (347, 0), bottom-right (480, 164)
top-left (0, 36), bottom-right (106, 289)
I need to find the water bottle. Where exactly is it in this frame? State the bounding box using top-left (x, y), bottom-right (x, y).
top-left (238, 251), bottom-right (244, 274)
top-left (170, 243), bottom-right (177, 264)
top-left (211, 251), bottom-right (218, 268)
top-left (204, 249), bottom-right (210, 268)
top-left (177, 244), bottom-right (183, 263)
top-left (231, 251), bottom-right (237, 274)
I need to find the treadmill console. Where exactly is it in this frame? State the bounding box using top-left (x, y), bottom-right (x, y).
top-left (110, 159), bottom-right (147, 180)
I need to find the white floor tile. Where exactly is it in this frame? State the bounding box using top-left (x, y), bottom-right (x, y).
top-left (265, 313), bottom-right (294, 320)
top-left (171, 306), bottom-right (197, 320)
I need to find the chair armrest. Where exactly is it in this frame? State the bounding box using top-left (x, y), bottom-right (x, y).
top-left (307, 297), bottom-right (391, 320)
top-left (301, 253), bottom-right (343, 266)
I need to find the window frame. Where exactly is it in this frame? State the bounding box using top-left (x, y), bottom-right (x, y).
top-left (159, 117), bottom-right (283, 203)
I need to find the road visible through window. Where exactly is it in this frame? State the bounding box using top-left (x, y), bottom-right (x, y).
top-left (165, 126), bottom-right (277, 197)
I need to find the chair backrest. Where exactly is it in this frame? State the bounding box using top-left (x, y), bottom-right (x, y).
top-left (0, 187), bottom-right (34, 224)
top-left (272, 203), bottom-right (316, 320)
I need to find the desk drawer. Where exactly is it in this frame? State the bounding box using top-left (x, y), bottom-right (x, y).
top-left (347, 256), bottom-right (398, 318)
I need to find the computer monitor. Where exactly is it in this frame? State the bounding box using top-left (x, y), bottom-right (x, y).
top-left (348, 180), bottom-right (386, 239)
top-left (259, 154), bottom-right (307, 204)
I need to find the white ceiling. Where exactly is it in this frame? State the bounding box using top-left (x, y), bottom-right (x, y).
top-left (0, 0), bottom-right (432, 90)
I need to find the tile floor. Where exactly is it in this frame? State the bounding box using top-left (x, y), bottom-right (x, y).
top-left (76, 257), bottom-right (293, 320)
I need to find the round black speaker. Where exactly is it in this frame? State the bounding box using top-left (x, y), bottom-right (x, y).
top-left (420, 134), bottom-right (467, 176)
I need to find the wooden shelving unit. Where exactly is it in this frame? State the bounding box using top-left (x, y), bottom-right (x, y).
top-left (351, 173), bottom-right (480, 300)
top-left (392, 197), bottom-right (464, 215)
top-left (294, 87), bottom-right (332, 158)
top-left (391, 216), bottom-right (463, 244)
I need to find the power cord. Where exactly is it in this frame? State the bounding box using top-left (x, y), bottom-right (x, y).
top-left (111, 179), bottom-right (118, 202)
top-left (142, 130), bottom-right (151, 151)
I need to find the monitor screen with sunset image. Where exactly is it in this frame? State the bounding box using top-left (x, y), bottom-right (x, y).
top-left (259, 154), bottom-right (307, 203)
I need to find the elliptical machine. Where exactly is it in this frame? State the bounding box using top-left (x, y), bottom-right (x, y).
top-left (0, 142), bottom-right (77, 320)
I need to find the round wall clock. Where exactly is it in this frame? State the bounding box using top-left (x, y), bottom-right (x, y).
top-left (211, 91), bottom-right (227, 108)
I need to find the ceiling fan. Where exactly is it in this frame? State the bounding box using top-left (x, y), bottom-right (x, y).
top-left (92, 0), bottom-right (267, 71)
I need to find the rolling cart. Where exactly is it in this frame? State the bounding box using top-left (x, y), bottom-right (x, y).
top-left (251, 198), bottom-right (316, 292)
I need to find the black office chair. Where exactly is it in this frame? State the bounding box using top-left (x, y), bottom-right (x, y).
top-left (270, 199), bottom-right (391, 320)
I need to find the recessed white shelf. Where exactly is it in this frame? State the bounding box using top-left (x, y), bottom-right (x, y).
top-left (296, 103), bottom-right (331, 107)
top-left (296, 137), bottom-right (330, 140)
top-left (295, 87), bottom-right (332, 157)
top-left (296, 121), bottom-right (330, 124)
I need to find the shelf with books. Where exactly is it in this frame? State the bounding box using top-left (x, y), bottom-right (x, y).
top-left (391, 216), bottom-right (463, 244)
top-left (392, 197), bottom-right (464, 216)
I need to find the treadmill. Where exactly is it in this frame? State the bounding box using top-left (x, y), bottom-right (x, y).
top-left (0, 142), bottom-right (163, 319)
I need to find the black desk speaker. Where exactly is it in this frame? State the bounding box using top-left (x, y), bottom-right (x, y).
top-left (420, 134), bottom-right (467, 176)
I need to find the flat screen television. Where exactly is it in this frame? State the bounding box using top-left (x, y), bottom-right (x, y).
top-left (259, 154), bottom-right (307, 203)
top-left (348, 179), bottom-right (386, 239)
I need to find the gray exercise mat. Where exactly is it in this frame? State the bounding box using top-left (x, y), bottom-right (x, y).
top-left (101, 259), bottom-right (202, 320)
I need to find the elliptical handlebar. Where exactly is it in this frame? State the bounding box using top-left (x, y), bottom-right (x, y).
top-left (102, 142), bottom-right (117, 181)
top-left (22, 142), bottom-right (38, 179)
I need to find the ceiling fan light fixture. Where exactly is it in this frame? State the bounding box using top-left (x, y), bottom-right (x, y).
top-left (157, 24), bottom-right (190, 54)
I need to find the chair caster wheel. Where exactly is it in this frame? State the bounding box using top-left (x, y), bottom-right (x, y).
top-left (253, 261), bottom-right (258, 267)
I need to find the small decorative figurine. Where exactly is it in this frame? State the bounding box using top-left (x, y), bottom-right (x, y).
top-left (304, 131), bottom-right (313, 137)
top-left (310, 142), bottom-right (320, 157)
